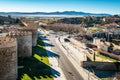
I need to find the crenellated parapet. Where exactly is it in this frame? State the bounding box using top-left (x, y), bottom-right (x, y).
top-left (9, 30), bottom-right (32, 36)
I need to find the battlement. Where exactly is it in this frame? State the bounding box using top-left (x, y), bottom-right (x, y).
top-left (0, 37), bottom-right (17, 48)
top-left (9, 30), bottom-right (32, 36)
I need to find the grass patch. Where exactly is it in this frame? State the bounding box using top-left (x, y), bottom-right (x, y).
top-left (95, 54), bottom-right (117, 62)
top-left (18, 37), bottom-right (53, 80)
top-left (101, 78), bottom-right (114, 80)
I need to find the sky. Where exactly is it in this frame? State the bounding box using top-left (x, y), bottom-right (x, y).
top-left (0, 0), bottom-right (120, 14)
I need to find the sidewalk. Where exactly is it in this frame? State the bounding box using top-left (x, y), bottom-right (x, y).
top-left (39, 29), bottom-right (66, 80)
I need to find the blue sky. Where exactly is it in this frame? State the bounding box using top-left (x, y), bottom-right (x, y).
top-left (0, 0), bottom-right (120, 14)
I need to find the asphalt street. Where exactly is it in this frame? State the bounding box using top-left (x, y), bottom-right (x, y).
top-left (49, 35), bottom-right (84, 80)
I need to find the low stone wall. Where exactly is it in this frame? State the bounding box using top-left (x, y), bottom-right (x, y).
top-left (82, 61), bottom-right (120, 71)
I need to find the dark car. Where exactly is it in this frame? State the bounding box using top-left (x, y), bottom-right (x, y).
top-left (67, 36), bottom-right (71, 38)
top-left (64, 38), bottom-right (70, 42)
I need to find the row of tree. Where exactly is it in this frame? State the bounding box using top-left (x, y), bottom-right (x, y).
top-left (57, 17), bottom-right (103, 27)
top-left (56, 15), bottom-right (120, 27)
top-left (41, 23), bottom-right (86, 35)
top-left (0, 15), bottom-right (21, 25)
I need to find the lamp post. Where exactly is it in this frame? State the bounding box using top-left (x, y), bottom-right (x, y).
top-left (106, 28), bottom-right (114, 42)
top-left (105, 29), bottom-right (110, 42)
top-left (57, 54), bottom-right (60, 67)
top-left (93, 52), bottom-right (96, 62)
top-left (55, 51), bottom-right (60, 67)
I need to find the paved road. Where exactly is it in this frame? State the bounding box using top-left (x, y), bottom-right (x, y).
top-left (49, 36), bottom-right (84, 80)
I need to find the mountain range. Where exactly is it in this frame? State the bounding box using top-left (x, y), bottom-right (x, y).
top-left (0, 11), bottom-right (111, 16)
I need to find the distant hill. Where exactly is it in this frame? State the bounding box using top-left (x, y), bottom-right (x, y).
top-left (0, 11), bottom-right (111, 16)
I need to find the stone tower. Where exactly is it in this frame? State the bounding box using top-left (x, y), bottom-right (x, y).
top-left (20, 18), bottom-right (38, 46)
top-left (22, 27), bottom-right (37, 46)
top-left (9, 31), bottom-right (32, 57)
top-left (0, 37), bottom-right (17, 80)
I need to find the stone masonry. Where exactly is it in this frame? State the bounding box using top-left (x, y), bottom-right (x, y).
top-left (0, 37), bottom-right (17, 80)
top-left (9, 31), bottom-right (32, 57)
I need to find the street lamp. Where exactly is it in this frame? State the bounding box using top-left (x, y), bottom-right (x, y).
top-left (56, 52), bottom-right (60, 67)
top-left (93, 52), bottom-right (96, 62)
top-left (106, 28), bottom-right (114, 42)
top-left (57, 55), bottom-right (60, 67)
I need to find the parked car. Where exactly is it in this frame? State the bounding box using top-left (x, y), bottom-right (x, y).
top-left (86, 48), bottom-right (94, 54)
top-left (64, 38), bottom-right (70, 42)
top-left (67, 36), bottom-right (71, 38)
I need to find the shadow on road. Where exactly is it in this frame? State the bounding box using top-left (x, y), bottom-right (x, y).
top-left (38, 32), bottom-right (50, 41)
top-left (36, 37), bottom-right (59, 58)
top-left (37, 39), bottom-right (54, 47)
top-left (38, 36), bottom-right (50, 41)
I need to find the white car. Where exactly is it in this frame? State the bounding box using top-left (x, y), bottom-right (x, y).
top-left (86, 48), bottom-right (94, 54)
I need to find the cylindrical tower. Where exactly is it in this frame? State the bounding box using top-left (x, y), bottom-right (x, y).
top-left (20, 18), bottom-right (38, 46)
top-left (22, 27), bottom-right (37, 46)
top-left (9, 31), bottom-right (32, 57)
top-left (0, 37), bottom-right (17, 80)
